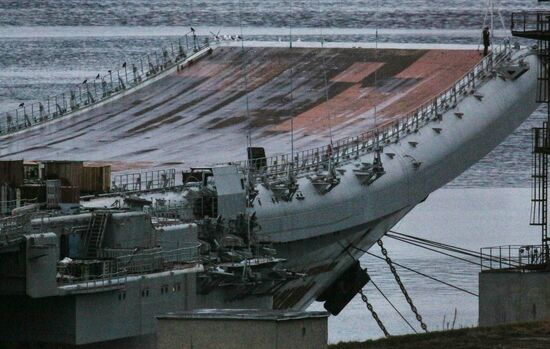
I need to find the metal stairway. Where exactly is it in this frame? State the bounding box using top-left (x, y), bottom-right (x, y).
top-left (531, 124), bottom-right (549, 249)
top-left (85, 211), bottom-right (110, 258)
top-left (531, 30), bottom-right (549, 234)
top-left (514, 10), bottom-right (550, 263)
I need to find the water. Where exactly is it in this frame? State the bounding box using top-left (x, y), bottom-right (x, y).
top-left (310, 187), bottom-right (540, 343)
top-left (0, 0), bottom-right (546, 344)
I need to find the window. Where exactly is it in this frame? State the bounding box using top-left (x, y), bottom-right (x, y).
top-left (118, 291), bottom-right (126, 301)
top-left (174, 282), bottom-right (181, 292)
top-left (161, 285), bottom-right (169, 294)
top-left (141, 288), bottom-right (150, 297)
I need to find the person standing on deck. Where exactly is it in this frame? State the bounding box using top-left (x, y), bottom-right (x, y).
top-left (483, 26), bottom-right (491, 57)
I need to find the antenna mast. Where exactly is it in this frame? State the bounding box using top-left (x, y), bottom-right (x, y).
top-left (318, 0), bottom-right (333, 145)
top-left (374, 0), bottom-right (379, 129)
top-left (481, 0), bottom-right (508, 47)
top-left (289, 0), bottom-right (295, 165)
top-left (372, 0), bottom-right (384, 174)
top-left (238, 0), bottom-right (255, 252)
top-left (239, 0), bottom-right (252, 149)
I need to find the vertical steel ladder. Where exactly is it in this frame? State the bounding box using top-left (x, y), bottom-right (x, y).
top-left (85, 211), bottom-right (110, 259)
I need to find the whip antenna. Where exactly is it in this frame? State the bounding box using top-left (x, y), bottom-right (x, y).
top-left (238, 0), bottom-right (254, 252)
top-left (318, 0), bottom-right (334, 146)
top-left (374, 0), bottom-right (380, 135)
top-left (239, 0), bottom-right (252, 149)
top-left (481, 0), bottom-right (508, 49)
top-left (289, 0), bottom-right (295, 166)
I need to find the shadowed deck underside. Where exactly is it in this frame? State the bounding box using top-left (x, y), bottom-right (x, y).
top-left (0, 46), bottom-right (481, 170)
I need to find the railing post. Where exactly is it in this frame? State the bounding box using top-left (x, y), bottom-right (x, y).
top-left (520, 247), bottom-right (523, 267)
top-left (499, 246), bottom-right (502, 269)
top-left (79, 85), bottom-right (83, 107)
top-left (481, 248), bottom-right (484, 270)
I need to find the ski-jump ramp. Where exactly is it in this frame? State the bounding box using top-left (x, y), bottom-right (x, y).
top-left (0, 43), bottom-right (481, 171)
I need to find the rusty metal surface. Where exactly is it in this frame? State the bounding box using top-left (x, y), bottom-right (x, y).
top-left (0, 47), bottom-right (480, 170)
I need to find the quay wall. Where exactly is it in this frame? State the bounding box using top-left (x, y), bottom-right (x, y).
top-left (479, 271), bottom-right (550, 326)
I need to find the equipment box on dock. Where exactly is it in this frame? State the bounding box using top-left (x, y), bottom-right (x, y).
top-left (157, 309), bottom-right (329, 349)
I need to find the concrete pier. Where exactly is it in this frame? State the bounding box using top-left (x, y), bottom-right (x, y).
top-left (157, 309), bottom-right (329, 349)
top-left (479, 270), bottom-right (550, 326)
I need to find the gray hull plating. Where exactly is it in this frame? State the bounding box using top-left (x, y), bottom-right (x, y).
top-left (0, 45), bottom-right (541, 348)
top-left (256, 48), bottom-right (540, 310)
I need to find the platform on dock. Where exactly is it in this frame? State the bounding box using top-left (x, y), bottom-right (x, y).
top-left (157, 309), bottom-right (329, 349)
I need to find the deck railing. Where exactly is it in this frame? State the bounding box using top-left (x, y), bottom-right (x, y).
top-left (480, 244), bottom-right (548, 270)
top-left (0, 213), bottom-right (31, 243)
top-left (237, 44), bottom-right (512, 182)
top-left (511, 11), bottom-right (550, 36)
top-left (57, 243), bottom-right (200, 287)
top-left (146, 202), bottom-right (194, 223)
top-left (0, 34), bottom-right (210, 136)
top-left (0, 198), bottom-right (39, 216)
top-left (111, 168), bottom-right (177, 192)
top-left (116, 243), bottom-right (200, 275)
top-left (57, 270), bottom-right (129, 290)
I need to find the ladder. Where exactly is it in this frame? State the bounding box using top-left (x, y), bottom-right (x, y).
top-left (537, 32), bottom-right (550, 104)
top-left (531, 125), bottom-right (548, 235)
top-left (533, 121), bottom-right (550, 260)
top-left (531, 12), bottom-right (550, 263)
top-left (513, 10), bottom-right (550, 263)
top-left (85, 211), bottom-right (110, 259)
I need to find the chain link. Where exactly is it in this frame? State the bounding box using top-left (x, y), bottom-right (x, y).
top-left (358, 288), bottom-right (390, 338)
top-left (378, 239), bottom-right (429, 332)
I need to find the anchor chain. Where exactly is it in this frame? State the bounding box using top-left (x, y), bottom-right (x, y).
top-left (377, 239), bottom-right (429, 332)
top-left (358, 288), bottom-right (390, 338)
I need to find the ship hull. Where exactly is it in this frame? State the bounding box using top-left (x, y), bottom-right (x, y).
top-left (270, 206), bottom-right (411, 310)
top-left (0, 44), bottom-right (542, 348)
top-left (252, 47), bottom-right (540, 310)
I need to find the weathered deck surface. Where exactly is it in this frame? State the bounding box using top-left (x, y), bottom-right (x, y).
top-left (0, 46), bottom-right (480, 170)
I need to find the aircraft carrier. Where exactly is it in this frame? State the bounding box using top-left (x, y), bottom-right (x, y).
top-left (0, 33), bottom-right (541, 347)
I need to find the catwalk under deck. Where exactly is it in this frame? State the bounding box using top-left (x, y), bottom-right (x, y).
top-left (0, 46), bottom-right (481, 170)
